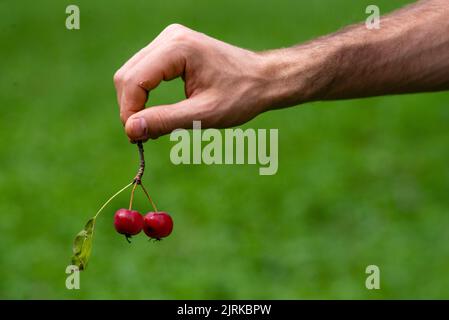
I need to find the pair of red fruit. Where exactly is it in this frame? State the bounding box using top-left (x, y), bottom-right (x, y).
top-left (113, 142), bottom-right (173, 242)
top-left (114, 209), bottom-right (173, 241)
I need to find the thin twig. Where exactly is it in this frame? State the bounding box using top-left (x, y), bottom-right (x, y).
top-left (133, 141), bottom-right (145, 184)
top-left (131, 141), bottom-right (158, 212)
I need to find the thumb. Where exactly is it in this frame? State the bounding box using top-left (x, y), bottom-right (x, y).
top-left (124, 96), bottom-right (205, 141)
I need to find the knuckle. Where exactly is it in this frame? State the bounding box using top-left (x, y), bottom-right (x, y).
top-left (121, 72), bottom-right (135, 86)
top-left (113, 70), bottom-right (123, 86)
top-left (165, 23), bottom-right (192, 43)
top-left (164, 23), bottom-right (186, 33)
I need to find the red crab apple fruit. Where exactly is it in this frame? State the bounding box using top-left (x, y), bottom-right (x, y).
top-left (114, 209), bottom-right (144, 241)
top-left (143, 212), bottom-right (173, 240)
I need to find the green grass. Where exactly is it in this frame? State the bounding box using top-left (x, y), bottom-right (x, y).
top-left (1, 0), bottom-right (448, 299)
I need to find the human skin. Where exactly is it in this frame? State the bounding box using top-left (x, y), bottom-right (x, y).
top-left (113, 0), bottom-right (449, 141)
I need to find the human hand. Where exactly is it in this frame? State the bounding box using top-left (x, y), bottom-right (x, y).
top-left (114, 24), bottom-right (279, 141)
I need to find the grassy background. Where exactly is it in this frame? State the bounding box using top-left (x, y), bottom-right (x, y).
top-left (1, 0), bottom-right (448, 299)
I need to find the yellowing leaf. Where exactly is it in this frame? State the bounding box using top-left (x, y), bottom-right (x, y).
top-left (70, 181), bottom-right (134, 271)
top-left (71, 217), bottom-right (96, 271)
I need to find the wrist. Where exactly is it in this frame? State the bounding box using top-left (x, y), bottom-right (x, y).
top-left (257, 41), bottom-right (341, 110)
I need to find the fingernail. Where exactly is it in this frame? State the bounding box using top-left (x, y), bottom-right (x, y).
top-left (129, 117), bottom-right (148, 139)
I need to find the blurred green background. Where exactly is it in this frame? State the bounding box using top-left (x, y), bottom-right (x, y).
top-left (1, 0), bottom-right (448, 299)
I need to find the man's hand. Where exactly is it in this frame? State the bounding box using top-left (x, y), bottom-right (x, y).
top-left (114, 0), bottom-right (449, 142)
top-left (113, 24), bottom-right (276, 141)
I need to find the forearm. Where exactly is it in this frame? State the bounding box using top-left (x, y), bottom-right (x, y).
top-left (261, 0), bottom-right (449, 109)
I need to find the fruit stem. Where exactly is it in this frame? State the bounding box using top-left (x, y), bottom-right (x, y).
top-left (133, 141), bottom-right (145, 185)
top-left (128, 182), bottom-right (138, 210)
top-left (140, 183), bottom-right (158, 212)
top-left (131, 141), bottom-right (158, 212)
top-left (94, 181), bottom-right (134, 219)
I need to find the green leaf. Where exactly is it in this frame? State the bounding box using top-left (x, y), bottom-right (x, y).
top-left (70, 181), bottom-right (134, 271)
top-left (71, 217), bottom-right (96, 271)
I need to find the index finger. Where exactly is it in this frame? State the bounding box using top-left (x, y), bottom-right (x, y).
top-left (117, 45), bottom-right (187, 125)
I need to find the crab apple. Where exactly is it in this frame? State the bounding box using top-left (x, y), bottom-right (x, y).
top-left (143, 212), bottom-right (173, 240)
top-left (114, 209), bottom-right (144, 240)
